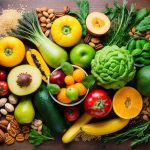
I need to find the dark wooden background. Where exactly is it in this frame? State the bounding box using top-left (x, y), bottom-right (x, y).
top-left (0, 0), bottom-right (150, 149)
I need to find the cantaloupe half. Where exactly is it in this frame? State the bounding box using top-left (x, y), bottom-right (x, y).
top-left (86, 12), bottom-right (111, 36)
top-left (113, 87), bottom-right (143, 119)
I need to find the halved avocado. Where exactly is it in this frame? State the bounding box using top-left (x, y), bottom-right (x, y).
top-left (8, 65), bottom-right (42, 96)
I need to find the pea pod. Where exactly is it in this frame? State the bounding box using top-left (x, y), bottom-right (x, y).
top-left (128, 40), bottom-right (136, 53)
top-left (143, 42), bottom-right (150, 51)
top-left (131, 48), bottom-right (142, 56)
top-left (134, 8), bottom-right (149, 25)
top-left (141, 52), bottom-right (150, 58)
top-left (136, 40), bottom-right (143, 49)
top-left (135, 57), bottom-right (150, 65)
top-left (140, 40), bottom-right (147, 47)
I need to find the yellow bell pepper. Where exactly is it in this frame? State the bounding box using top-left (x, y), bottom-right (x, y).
top-left (51, 15), bottom-right (82, 47)
top-left (0, 36), bottom-right (25, 67)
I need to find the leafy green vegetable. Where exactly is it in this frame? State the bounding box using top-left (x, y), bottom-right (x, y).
top-left (102, 120), bottom-right (150, 147)
top-left (61, 62), bottom-right (74, 75)
top-left (103, 0), bottom-right (136, 47)
top-left (82, 75), bottom-right (96, 88)
top-left (136, 16), bottom-right (150, 32)
top-left (47, 84), bottom-right (60, 94)
top-left (91, 45), bottom-right (136, 89)
top-left (69, 0), bottom-right (89, 36)
top-left (9, 11), bottom-right (68, 68)
top-left (29, 125), bottom-right (54, 146)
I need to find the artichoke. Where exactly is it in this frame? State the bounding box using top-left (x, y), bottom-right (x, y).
top-left (91, 45), bottom-right (136, 89)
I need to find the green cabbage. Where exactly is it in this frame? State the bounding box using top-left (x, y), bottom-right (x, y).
top-left (91, 45), bottom-right (136, 89)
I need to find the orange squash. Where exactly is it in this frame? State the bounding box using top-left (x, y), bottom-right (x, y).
top-left (113, 86), bottom-right (143, 119)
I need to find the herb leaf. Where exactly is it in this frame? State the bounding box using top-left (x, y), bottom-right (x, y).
top-left (29, 125), bottom-right (54, 146)
top-left (82, 75), bottom-right (96, 88)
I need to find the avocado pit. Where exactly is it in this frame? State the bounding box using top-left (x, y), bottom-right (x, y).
top-left (16, 73), bottom-right (32, 87)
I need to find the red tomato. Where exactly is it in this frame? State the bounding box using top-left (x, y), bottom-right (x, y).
top-left (84, 89), bottom-right (112, 118)
top-left (0, 81), bottom-right (9, 96)
top-left (0, 70), bottom-right (7, 80)
top-left (64, 107), bottom-right (79, 122)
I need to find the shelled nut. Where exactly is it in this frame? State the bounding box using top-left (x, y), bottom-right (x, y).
top-left (0, 119), bottom-right (9, 126)
top-left (43, 11), bottom-right (49, 17)
top-left (64, 6), bottom-right (70, 13)
top-left (40, 16), bottom-right (46, 23)
top-left (22, 126), bottom-right (30, 134)
top-left (84, 34), bottom-right (92, 44)
top-left (5, 103), bottom-right (14, 112)
top-left (33, 119), bottom-right (42, 127)
top-left (89, 42), bottom-right (95, 48)
top-left (91, 37), bottom-right (100, 44)
top-left (6, 115), bottom-right (14, 121)
top-left (45, 30), bottom-right (50, 37)
top-left (48, 9), bottom-right (54, 14)
top-left (24, 133), bottom-right (29, 140)
top-left (16, 134), bottom-right (25, 142)
top-left (5, 135), bottom-right (15, 145)
top-left (0, 129), bottom-right (5, 142)
top-left (0, 109), bottom-right (7, 116)
top-left (95, 43), bottom-right (103, 50)
top-left (0, 98), bottom-right (7, 107)
top-left (8, 94), bottom-right (18, 105)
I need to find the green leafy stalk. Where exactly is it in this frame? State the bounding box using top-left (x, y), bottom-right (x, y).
top-left (29, 125), bottom-right (54, 146)
top-left (69, 0), bottom-right (89, 36)
top-left (102, 120), bottom-right (150, 147)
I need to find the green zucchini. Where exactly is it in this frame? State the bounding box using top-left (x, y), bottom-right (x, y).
top-left (33, 84), bottom-right (66, 136)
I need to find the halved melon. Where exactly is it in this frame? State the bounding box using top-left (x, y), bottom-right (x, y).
top-left (113, 87), bottom-right (143, 119)
top-left (8, 65), bottom-right (42, 96)
top-left (86, 12), bottom-right (111, 36)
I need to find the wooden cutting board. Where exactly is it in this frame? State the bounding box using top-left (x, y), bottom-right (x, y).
top-left (0, 0), bottom-right (150, 150)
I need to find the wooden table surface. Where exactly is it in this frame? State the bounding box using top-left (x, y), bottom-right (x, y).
top-left (1, 0), bottom-right (150, 149)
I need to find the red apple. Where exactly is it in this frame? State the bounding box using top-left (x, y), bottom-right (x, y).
top-left (50, 70), bottom-right (65, 87)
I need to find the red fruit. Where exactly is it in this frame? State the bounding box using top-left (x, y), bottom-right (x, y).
top-left (50, 70), bottom-right (65, 87)
top-left (84, 89), bottom-right (112, 118)
top-left (64, 107), bottom-right (79, 122)
top-left (0, 70), bottom-right (7, 80)
top-left (0, 81), bottom-right (9, 96)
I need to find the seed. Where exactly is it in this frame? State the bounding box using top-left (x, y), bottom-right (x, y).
top-left (43, 11), bottom-right (49, 17)
top-left (45, 30), bottom-right (50, 37)
top-left (46, 18), bottom-right (50, 24)
top-left (48, 13), bottom-right (54, 19)
top-left (131, 27), bottom-right (136, 33)
top-left (37, 13), bottom-right (43, 18)
top-left (41, 27), bottom-right (46, 33)
top-left (143, 114), bottom-right (149, 121)
top-left (40, 16), bottom-right (46, 23)
top-left (40, 7), bottom-right (48, 12)
top-left (46, 23), bottom-right (52, 28)
top-left (129, 32), bottom-right (133, 36)
top-left (40, 23), bottom-right (47, 27)
top-left (48, 9), bottom-right (54, 14)
top-left (91, 37), bottom-right (100, 44)
top-left (89, 42), bottom-right (95, 48)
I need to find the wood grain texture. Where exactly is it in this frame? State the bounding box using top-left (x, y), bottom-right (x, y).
top-left (0, 0), bottom-right (150, 149)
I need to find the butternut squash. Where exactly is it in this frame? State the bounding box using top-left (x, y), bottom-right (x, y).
top-left (113, 87), bottom-right (143, 119)
top-left (26, 49), bottom-right (50, 83)
top-left (81, 118), bottom-right (129, 136)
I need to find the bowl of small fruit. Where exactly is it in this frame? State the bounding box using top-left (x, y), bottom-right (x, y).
top-left (47, 62), bottom-right (89, 107)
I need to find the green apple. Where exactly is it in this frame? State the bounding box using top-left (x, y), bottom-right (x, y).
top-left (70, 44), bottom-right (95, 68)
top-left (14, 96), bottom-right (35, 124)
top-left (66, 87), bottom-right (79, 101)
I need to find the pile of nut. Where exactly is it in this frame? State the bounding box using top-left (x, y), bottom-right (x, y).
top-left (0, 94), bottom-right (18, 116)
top-left (36, 6), bottom-right (70, 37)
top-left (129, 27), bottom-right (150, 40)
top-left (31, 119), bottom-right (43, 134)
top-left (0, 114), bottom-right (30, 145)
top-left (84, 34), bottom-right (103, 50)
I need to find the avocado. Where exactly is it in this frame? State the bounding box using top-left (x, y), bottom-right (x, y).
top-left (136, 65), bottom-right (150, 96)
top-left (8, 65), bottom-right (42, 96)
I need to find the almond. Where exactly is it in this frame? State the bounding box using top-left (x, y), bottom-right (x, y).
top-left (48, 13), bottom-right (55, 19)
top-left (37, 13), bottom-right (43, 18)
top-left (0, 129), bottom-right (5, 142)
top-left (48, 9), bottom-right (54, 14)
top-left (40, 7), bottom-right (48, 12)
top-left (46, 18), bottom-right (50, 24)
top-left (40, 16), bottom-right (46, 23)
top-left (43, 11), bottom-right (49, 17)
top-left (89, 42), bottom-right (95, 48)
top-left (46, 23), bottom-right (52, 28)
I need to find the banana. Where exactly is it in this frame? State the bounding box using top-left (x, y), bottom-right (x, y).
top-left (81, 118), bottom-right (129, 136)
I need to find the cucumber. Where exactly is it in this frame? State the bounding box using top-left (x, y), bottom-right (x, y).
top-left (33, 84), bottom-right (66, 135)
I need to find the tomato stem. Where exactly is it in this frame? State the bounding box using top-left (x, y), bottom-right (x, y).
top-left (4, 48), bottom-right (13, 56)
top-left (92, 99), bottom-right (106, 112)
top-left (62, 26), bottom-right (71, 35)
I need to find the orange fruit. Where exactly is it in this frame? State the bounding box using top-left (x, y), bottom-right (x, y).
top-left (57, 88), bottom-right (71, 104)
top-left (73, 68), bottom-right (85, 83)
top-left (64, 75), bottom-right (75, 86)
top-left (74, 83), bottom-right (87, 96)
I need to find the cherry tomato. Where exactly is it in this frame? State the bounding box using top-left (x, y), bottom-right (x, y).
top-left (84, 89), bottom-right (112, 118)
top-left (64, 107), bottom-right (79, 122)
top-left (0, 81), bottom-right (9, 96)
top-left (0, 70), bottom-right (7, 80)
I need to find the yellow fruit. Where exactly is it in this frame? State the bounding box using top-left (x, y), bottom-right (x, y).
top-left (57, 88), bottom-right (71, 104)
top-left (73, 68), bottom-right (85, 83)
top-left (81, 118), bottom-right (129, 136)
top-left (62, 113), bottom-right (93, 143)
top-left (64, 75), bottom-right (75, 86)
top-left (74, 83), bottom-right (87, 96)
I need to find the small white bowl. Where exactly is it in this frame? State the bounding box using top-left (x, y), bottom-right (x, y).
top-left (48, 65), bottom-right (89, 107)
